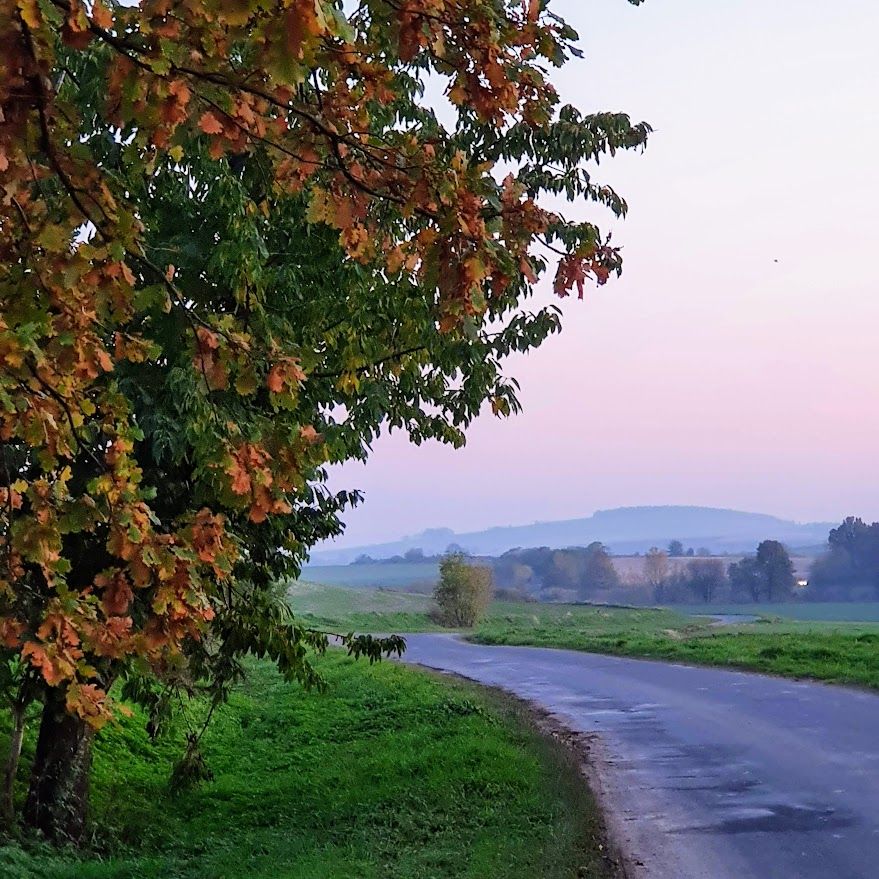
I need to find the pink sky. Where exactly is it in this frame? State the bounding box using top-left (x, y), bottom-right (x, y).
top-left (325, 0), bottom-right (879, 548)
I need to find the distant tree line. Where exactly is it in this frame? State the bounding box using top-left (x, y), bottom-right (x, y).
top-left (351, 516), bottom-right (879, 606)
top-left (490, 543), bottom-right (620, 602)
top-left (642, 540), bottom-right (796, 604)
top-left (351, 545), bottom-right (465, 565)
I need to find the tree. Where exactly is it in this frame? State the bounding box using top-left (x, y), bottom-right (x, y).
top-left (728, 541), bottom-right (795, 603)
top-left (644, 547), bottom-right (669, 602)
top-left (580, 542), bottom-right (620, 597)
top-left (810, 517), bottom-right (879, 600)
top-left (685, 559), bottom-right (726, 604)
top-left (434, 555), bottom-right (493, 628)
top-left (755, 540), bottom-right (795, 602)
top-left (728, 556), bottom-right (764, 602)
top-left (668, 540), bottom-right (685, 557)
top-left (0, 0), bottom-right (649, 840)
top-left (403, 548), bottom-right (425, 562)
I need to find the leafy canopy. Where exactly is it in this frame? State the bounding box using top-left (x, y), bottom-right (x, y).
top-left (0, 0), bottom-right (649, 725)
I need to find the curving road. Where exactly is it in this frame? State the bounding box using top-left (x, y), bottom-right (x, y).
top-left (400, 634), bottom-right (879, 879)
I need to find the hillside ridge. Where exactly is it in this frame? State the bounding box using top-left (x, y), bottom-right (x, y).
top-left (309, 505), bottom-right (833, 565)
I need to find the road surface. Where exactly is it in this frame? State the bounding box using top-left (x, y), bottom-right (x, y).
top-left (401, 634), bottom-right (879, 879)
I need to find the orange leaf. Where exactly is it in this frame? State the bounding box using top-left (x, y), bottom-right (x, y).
top-left (0, 617), bottom-right (25, 648)
top-left (266, 364), bottom-right (285, 393)
top-left (98, 571), bottom-right (134, 616)
top-left (299, 425), bottom-right (321, 444)
top-left (226, 458), bottom-right (252, 496)
top-left (285, 2), bottom-right (322, 60)
top-left (91, 0), bottom-right (113, 29)
top-left (168, 79), bottom-right (191, 106)
top-left (199, 112), bottom-right (225, 135)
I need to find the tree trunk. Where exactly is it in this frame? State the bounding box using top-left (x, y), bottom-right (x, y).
top-left (23, 691), bottom-right (94, 844)
top-left (1, 703), bottom-right (26, 831)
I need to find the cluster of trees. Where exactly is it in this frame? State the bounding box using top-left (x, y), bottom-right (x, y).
top-left (728, 541), bottom-right (797, 603)
top-left (491, 544), bottom-right (620, 601)
top-left (666, 540), bottom-right (708, 558)
top-left (0, 0), bottom-right (648, 844)
top-left (471, 515), bottom-right (879, 607)
top-left (809, 518), bottom-right (879, 600)
top-left (642, 541), bottom-right (796, 604)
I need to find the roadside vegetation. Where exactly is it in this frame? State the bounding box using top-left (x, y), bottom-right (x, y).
top-left (290, 582), bottom-right (440, 632)
top-left (433, 555), bottom-right (494, 628)
top-left (472, 606), bottom-right (879, 690)
top-left (293, 584), bottom-right (879, 690)
top-left (0, 655), bottom-right (613, 879)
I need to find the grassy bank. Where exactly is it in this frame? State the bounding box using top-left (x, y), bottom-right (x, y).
top-left (472, 604), bottom-right (879, 689)
top-left (289, 585), bottom-right (879, 690)
top-left (1, 653), bottom-right (613, 879)
top-left (290, 581), bottom-right (439, 632)
top-left (670, 602), bottom-right (879, 623)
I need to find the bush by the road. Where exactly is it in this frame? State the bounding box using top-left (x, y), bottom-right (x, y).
top-left (434, 554), bottom-right (494, 627)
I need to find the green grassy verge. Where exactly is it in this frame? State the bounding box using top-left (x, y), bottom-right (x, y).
top-left (290, 581), bottom-right (440, 632)
top-left (670, 602), bottom-right (879, 623)
top-left (289, 585), bottom-right (879, 690)
top-left (1, 654), bottom-right (613, 879)
top-left (471, 605), bottom-right (879, 689)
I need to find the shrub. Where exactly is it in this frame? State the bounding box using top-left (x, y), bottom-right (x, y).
top-left (434, 554), bottom-right (494, 627)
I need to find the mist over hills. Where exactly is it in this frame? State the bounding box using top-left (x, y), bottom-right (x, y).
top-left (308, 505), bottom-right (834, 565)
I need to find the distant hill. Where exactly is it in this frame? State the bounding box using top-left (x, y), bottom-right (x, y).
top-left (307, 505), bottom-right (834, 565)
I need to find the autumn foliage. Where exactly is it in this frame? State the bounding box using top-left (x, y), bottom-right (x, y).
top-left (0, 0), bottom-right (648, 769)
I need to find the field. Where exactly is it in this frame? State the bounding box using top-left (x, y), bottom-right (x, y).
top-left (0, 654), bottom-right (612, 879)
top-left (290, 584), bottom-right (879, 690)
top-left (671, 602), bottom-right (879, 623)
top-left (291, 581), bottom-right (439, 631)
top-left (300, 562), bottom-right (439, 590)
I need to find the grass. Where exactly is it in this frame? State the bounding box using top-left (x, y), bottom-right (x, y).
top-left (1, 653), bottom-right (613, 879)
top-left (290, 581), bottom-right (439, 632)
top-left (471, 604), bottom-right (879, 689)
top-left (300, 563), bottom-right (440, 590)
top-left (671, 602), bottom-right (879, 623)
top-left (290, 584), bottom-right (879, 690)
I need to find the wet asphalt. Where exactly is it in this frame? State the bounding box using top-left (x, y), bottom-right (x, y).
top-left (400, 634), bottom-right (879, 879)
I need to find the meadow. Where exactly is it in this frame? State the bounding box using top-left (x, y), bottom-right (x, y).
top-left (0, 654), bottom-right (612, 879)
top-left (671, 602), bottom-right (879, 623)
top-left (300, 563), bottom-right (440, 590)
top-left (291, 584), bottom-right (879, 690)
top-left (473, 605), bottom-right (879, 689)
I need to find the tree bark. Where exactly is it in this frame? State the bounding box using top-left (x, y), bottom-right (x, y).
top-left (1, 703), bottom-right (26, 831)
top-left (23, 691), bottom-right (94, 844)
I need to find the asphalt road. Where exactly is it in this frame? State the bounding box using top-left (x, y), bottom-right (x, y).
top-left (401, 634), bottom-right (879, 879)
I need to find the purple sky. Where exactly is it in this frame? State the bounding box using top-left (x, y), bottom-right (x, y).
top-left (324, 0), bottom-right (879, 548)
